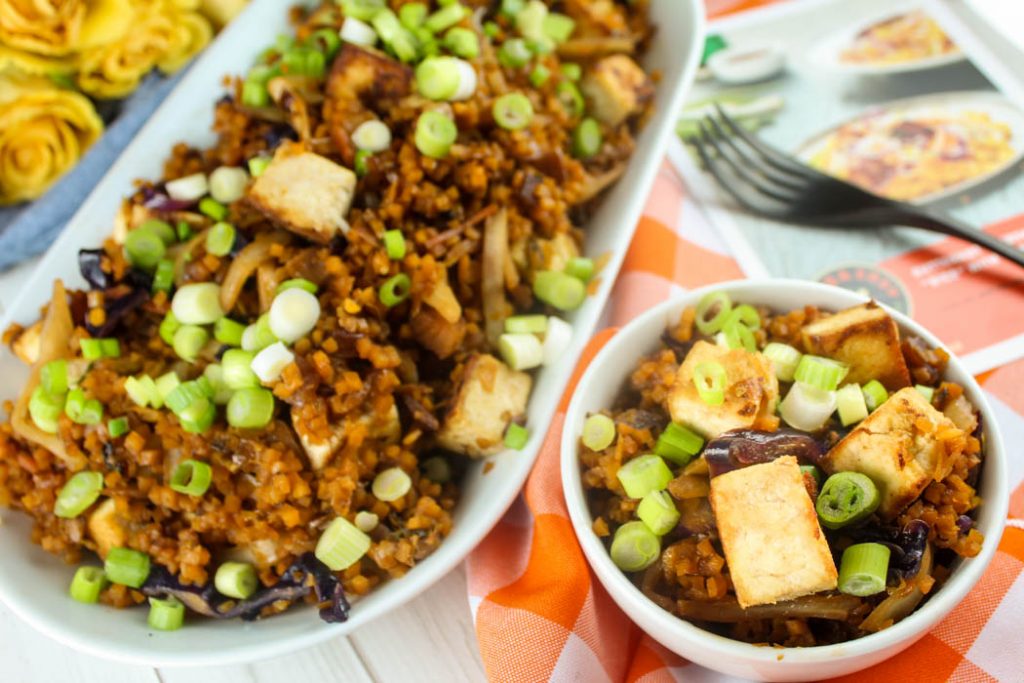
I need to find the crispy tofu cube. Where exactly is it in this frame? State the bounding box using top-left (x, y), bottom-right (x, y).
top-left (436, 354), bottom-right (532, 458)
top-left (710, 456), bottom-right (838, 608)
top-left (87, 498), bottom-right (126, 559)
top-left (293, 403), bottom-right (400, 470)
top-left (10, 320), bottom-right (42, 365)
top-left (248, 145), bottom-right (356, 244)
top-left (801, 303), bottom-right (910, 390)
top-left (824, 388), bottom-right (961, 518)
top-left (668, 341), bottom-right (779, 439)
top-left (581, 54), bottom-right (654, 127)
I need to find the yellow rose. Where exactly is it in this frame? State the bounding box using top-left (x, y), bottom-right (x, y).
top-left (0, 0), bottom-right (129, 56)
top-left (0, 72), bottom-right (103, 204)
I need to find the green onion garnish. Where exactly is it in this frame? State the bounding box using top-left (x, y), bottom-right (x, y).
top-left (504, 423), bottom-right (529, 450)
top-left (214, 562), bottom-right (259, 600)
top-left (198, 197), bottom-right (228, 221)
top-left (616, 454), bottom-right (672, 499)
top-left (172, 324), bottom-right (209, 363)
top-left (542, 12), bottom-right (575, 43)
top-left (107, 417), bottom-right (129, 438)
top-left (205, 221), bottom-right (236, 257)
top-left (29, 386), bottom-right (63, 433)
top-left (499, 0), bottom-right (525, 18)
top-left (248, 156), bottom-right (271, 178)
top-left (54, 471), bottom-right (104, 519)
top-left (794, 355), bottom-right (849, 392)
top-left (202, 364), bottom-right (233, 405)
top-left (816, 471), bottom-right (880, 530)
top-left (504, 314), bottom-right (547, 334)
top-left (170, 459), bottom-right (212, 496)
top-left (572, 117), bottom-right (603, 159)
top-left (79, 338), bottom-right (103, 360)
top-left (498, 332), bottom-right (544, 371)
top-left (725, 303), bottom-right (760, 330)
top-left (315, 517), bottom-right (371, 571)
top-left (564, 257), bottom-right (594, 283)
top-left (498, 38), bottom-right (531, 68)
top-left (654, 423), bottom-right (704, 466)
top-left (379, 273), bottom-right (412, 307)
top-left (124, 227), bottom-right (166, 271)
top-left (41, 358), bottom-right (68, 395)
top-left (372, 466), bottom-right (412, 502)
top-left (836, 383), bottom-right (868, 426)
top-left (581, 413), bottom-right (616, 451)
top-left (383, 230), bottom-right (406, 260)
top-left (104, 547), bottom-right (151, 588)
top-left (372, 9), bottom-right (419, 63)
top-left (763, 342), bottom-right (802, 382)
top-left (155, 371), bottom-right (180, 404)
top-left (124, 375), bottom-right (160, 408)
top-left (152, 259), bottom-right (175, 293)
top-left (529, 64), bottom-right (551, 87)
top-left (281, 46), bottom-right (326, 79)
top-left (179, 398), bottom-right (216, 434)
top-left (862, 380), bottom-right (888, 411)
top-left (414, 110), bottom-right (458, 158)
top-left (159, 311), bottom-right (181, 345)
top-left (693, 361), bottom-right (727, 406)
top-left (354, 510), bottom-right (380, 532)
top-left (483, 20), bottom-right (500, 38)
top-left (493, 92), bottom-right (534, 130)
top-left (915, 384), bottom-right (935, 403)
top-left (171, 282), bottom-right (225, 325)
top-left (138, 219), bottom-right (176, 245)
top-left (695, 291), bottom-right (732, 335)
top-left (164, 379), bottom-right (211, 416)
top-left (222, 349), bottom-right (260, 389)
top-left (838, 543), bottom-right (890, 597)
top-left (352, 119), bottom-right (392, 152)
top-left (354, 149), bottom-right (371, 178)
top-left (241, 80), bottom-right (270, 108)
top-left (533, 270), bottom-right (585, 311)
top-left (226, 387), bottom-right (275, 429)
top-left (64, 388), bottom-right (103, 425)
top-left (341, 0), bottom-right (385, 21)
top-left (214, 317), bottom-right (246, 346)
top-left (275, 278), bottom-right (318, 296)
top-left (306, 28), bottom-right (342, 59)
top-left (560, 62), bottom-right (581, 81)
top-left (722, 320), bottom-right (756, 353)
top-left (423, 2), bottom-right (467, 33)
top-left (69, 566), bottom-right (106, 604)
top-left (609, 521), bottom-right (660, 572)
top-left (555, 81), bottom-right (584, 117)
top-left (443, 26), bottom-right (478, 59)
top-left (148, 596), bottom-right (185, 631)
top-left (636, 490), bottom-right (680, 536)
top-left (399, 2), bottom-right (427, 29)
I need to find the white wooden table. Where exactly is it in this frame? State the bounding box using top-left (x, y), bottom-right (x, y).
top-left (0, 258), bottom-right (486, 683)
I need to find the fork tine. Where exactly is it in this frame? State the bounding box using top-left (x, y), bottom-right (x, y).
top-left (692, 123), bottom-right (791, 216)
top-left (699, 120), bottom-right (802, 205)
top-left (703, 114), bottom-right (808, 194)
top-left (713, 103), bottom-right (826, 180)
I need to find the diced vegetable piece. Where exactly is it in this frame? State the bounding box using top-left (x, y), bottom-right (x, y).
top-left (779, 382), bottom-right (836, 432)
top-left (493, 93), bottom-right (534, 130)
top-left (836, 383), bottom-right (869, 426)
top-left (315, 517), bottom-right (371, 570)
top-left (582, 414), bottom-right (616, 451)
top-left (41, 358), bottom-right (68, 395)
top-left (148, 596), bottom-right (185, 631)
top-left (572, 117), bottom-right (602, 159)
top-left (209, 166), bottom-right (248, 204)
top-left (862, 379), bottom-right (889, 411)
top-left (763, 342), bottom-right (801, 382)
top-left (692, 360), bottom-right (727, 406)
top-left (504, 315), bottom-right (547, 334)
top-left (213, 317), bottom-right (246, 346)
top-left (205, 221), bottom-right (236, 257)
top-left (69, 566), bottom-right (106, 604)
top-left (29, 386), bottom-right (62, 433)
top-left (498, 333), bottom-right (543, 371)
top-left (214, 562), bottom-right (259, 600)
top-left (794, 355), bottom-right (849, 392)
top-left (152, 259), bottom-right (175, 293)
top-left (564, 257), bottom-right (594, 283)
top-left (352, 119), bottom-right (392, 152)
top-left (227, 387), bottom-right (275, 429)
top-left (609, 521), bottom-right (660, 572)
top-left (241, 314), bottom-right (279, 352)
top-left (415, 110), bottom-right (457, 158)
top-left (541, 316), bottom-right (572, 365)
top-left (107, 417), bottom-right (129, 438)
top-left (654, 423), bottom-right (704, 466)
top-left (159, 311), bottom-right (180, 345)
top-left (838, 543), bottom-right (890, 597)
top-left (378, 273), bottom-right (412, 307)
top-left (222, 349), bottom-right (260, 389)
top-left (372, 467), bottom-right (412, 502)
top-left (340, 16), bottom-right (377, 46)
top-left (170, 459), bottom-right (212, 496)
top-left (637, 490), bottom-right (680, 536)
top-left (695, 291), bottom-right (732, 335)
top-left (165, 172), bottom-right (208, 202)
top-left (199, 197), bottom-right (228, 221)
top-left (155, 371), bottom-right (181, 403)
top-left (172, 283), bottom-right (225, 325)
top-left (533, 270), bottom-right (585, 310)
top-left (172, 324), bottom-right (209, 363)
top-left (504, 423), bottom-right (529, 450)
top-left (816, 472), bottom-right (880, 530)
top-left (55, 471), bottom-right (104, 519)
top-left (616, 454), bottom-right (672, 499)
top-left (124, 228), bottom-right (165, 270)
top-left (269, 287), bottom-right (321, 343)
top-left (721, 320), bottom-right (756, 353)
top-left (251, 341), bottom-right (295, 383)
top-left (914, 384), bottom-right (935, 403)
top-left (104, 547), bottom-right (151, 588)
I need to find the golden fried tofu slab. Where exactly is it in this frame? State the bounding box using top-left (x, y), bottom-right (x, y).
top-left (824, 388), bottom-right (963, 518)
top-left (801, 303), bottom-right (911, 390)
top-left (437, 354), bottom-right (531, 458)
top-left (710, 456), bottom-right (838, 608)
top-left (581, 54), bottom-right (654, 127)
top-left (668, 341), bottom-right (779, 439)
top-left (247, 144), bottom-right (356, 244)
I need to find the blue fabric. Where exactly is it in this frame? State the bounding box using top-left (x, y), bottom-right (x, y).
top-left (0, 71), bottom-right (186, 270)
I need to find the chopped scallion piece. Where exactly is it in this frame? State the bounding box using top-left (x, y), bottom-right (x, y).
top-left (399, 2), bottom-right (427, 29)
top-left (725, 303), bottom-right (760, 331)
top-left (315, 517), bottom-right (371, 571)
top-left (124, 227), bottom-right (165, 271)
top-left (414, 110), bottom-right (458, 158)
top-left (64, 388), bottom-right (103, 425)
top-left (41, 358), bottom-right (68, 396)
top-left (165, 379), bottom-right (210, 416)
top-left (637, 490), bottom-right (679, 536)
top-left (172, 324), bottom-right (209, 363)
top-left (542, 315), bottom-right (572, 365)
top-left (269, 287), bottom-right (321, 343)
top-left (104, 547), bottom-right (151, 588)
top-left (107, 417), bottom-right (129, 438)
top-left (148, 596), bottom-right (185, 631)
top-left (155, 371), bottom-right (180, 403)
top-left (205, 221), bottom-right (236, 257)
top-left (816, 471), bottom-right (880, 529)
top-left (763, 342), bottom-right (802, 382)
top-left (165, 172), bottom-right (208, 202)
top-left (572, 117), bottom-right (602, 159)
top-left (582, 413), bottom-right (616, 451)
top-left (340, 16), bottom-right (378, 47)
top-left (215, 562), bottom-right (259, 600)
top-left (55, 471), bottom-right (104, 519)
top-left (178, 398), bottom-right (216, 434)
top-left (498, 38), bottom-right (531, 68)
top-left (836, 383), bottom-right (869, 426)
top-left (794, 355), bottom-right (849, 392)
top-left (241, 314), bottom-right (278, 352)
top-left (172, 282), bottom-right (225, 325)
top-left (354, 149), bottom-right (371, 177)
top-left (654, 423), bottom-right (704, 466)
top-left (159, 311), bottom-right (181, 345)
top-left (378, 273), bottom-right (412, 307)
top-left (138, 219), bottom-right (175, 245)
top-left (498, 332), bottom-right (544, 370)
top-left (695, 291), bottom-right (732, 335)
top-left (560, 62), bottom-right (581, 81)
top-left (693, 361), bottom-right (727, 406)
top-left (227, 388), bottom-right (275, 429)
top-left (416, 56), bottom-right (460, 100)
top-left (372, 466), bottom-right (412, 502)
top-left (306, 27), bottom-right (342, 58)
top-left (247, 156), bottom-right (271, 178)
top-left (609, 521), bottom-right (660, 572)
top-left (443, 27), bottom-right (478, 59)
top-left (372, 9), bottom-right (418, 63)
top-left (533, 270), bottom-right (585, 311)
top-left (616, 454), bottom-right (672, 499)
top-left (504, 423), bottom-right (529, 450)
top-left (914, 384), bottom-right (935, 403)
top-left (862, 380), bottom-right (889, 411)
top-left (198, 197), bottom-right (228, 221)
top-left (800, 465), bottom-right (822, 485)
top-left (564, 257), bottom-right (594, 282)
top-left (170, 459), bottom-right (212, 496)
top-left (29, 386), bottom-right (63, 433)
top-left (214, 317), bottom-right (246, 346)
top-left (152, 258), bottom-right (175, 293)
top-left (124, 375), bottom-right (160, 408)
top-left (352, 119), bottom-right (392, 152)
top-left (250, 341), bottom-right (295, 383)
top-left (722, 320), bottom-right (756, 353)
top-left (223, 349), bottom-right (260, 389)
top-left (209, 166), bottom-right (249, 204)
top-left (69, 566), bottom-right (106, 604)
top-left (779, 381), bottom-right (836, 432)
top-left (504, 314), bottom-right (547, 334)
top-left (483, 20), bottom-right (500, 38)
top-left (202, 364), bottom-right (233, 405)
top-left (241, 79), bottom-right (270, 108)
top-left (838, 543), bottom-right (890, 597)
top-left (423, 2), bottom-right (467, 33)
top-left (493, 92), bottom-right (534, 130)
top-left (383, 230), bottom-right (406, 260)
top-left (529, 64), bottom-right (550, 87)
top-left (542, 12), bottom-right (575, 43)
top-left (354, 510), bottom-right (380, 532)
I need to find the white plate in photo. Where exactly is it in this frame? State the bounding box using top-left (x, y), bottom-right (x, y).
top-left (793, 91), bottom-right (1024, 205)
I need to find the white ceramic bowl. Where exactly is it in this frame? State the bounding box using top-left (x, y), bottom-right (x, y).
top-left (561, 279), bottom-right (1009, 682)
top-left (0, 0), bottom-right (705, 668)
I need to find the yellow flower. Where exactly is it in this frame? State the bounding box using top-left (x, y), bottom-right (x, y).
top-left (76, 1), bottom-right (211, 98)
top-left (0, 72), bottom-right (103, 204)
top-left (0, 0), bottom-right (130, 56)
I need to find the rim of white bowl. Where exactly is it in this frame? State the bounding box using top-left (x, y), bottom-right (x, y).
top-left (561, 278), bottom-right (1009, 667)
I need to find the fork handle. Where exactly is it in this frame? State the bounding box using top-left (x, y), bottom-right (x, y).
top-left (875, 206), bottom-right (1024, 269)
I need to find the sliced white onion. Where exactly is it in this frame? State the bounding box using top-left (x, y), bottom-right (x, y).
top-left (542, 316), bottom-right (572, 366)
top-left (498, 333), bottom-right (543, 371)
top-left (165, 172), bottom-right (209, 202)
top-left (352, 120), bottom-right (392, 153)
top-left (251, 341), bottom-right (295, 383)
top-left (779, 382), bottom-right (837, 432)
top-left (268, 288), bottom-right (320, 343)
top-left (451, 59), bottom-right (477, 101)
top-left (340, 17), bottom-right (377, 46)
top-left (171, 283), bottom-right (224, 325)
top-left (208, 166), bottom-right (249, 204)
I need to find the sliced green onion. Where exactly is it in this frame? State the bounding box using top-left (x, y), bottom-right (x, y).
top-left (722, 320), bottom-right (756, 353)
top-left (499, 0), bottom-right (525, 18)
top-left (178, 398), bottom-right (215, 434)
top-left (553, 83), bottom-right (584, 120)
top-left (136, 219), bottom-right (175, 245)
top-left (533, 270), bottom-right (585, 311)
top-left (104, 547), bottom-right (150, 588)
top-left (542, 315), bottom-right (572, 365)
top-left (354, 510), bottom-right (380, 532)
top-left (498, 38), bottom-right (531, 68)
top-left (124, 375), bottom-right (160, 408)
top-left (202, 364), bottom-right (233, 405)
top-left (172, 282), bottom-right (224, 325)
top-left (529, 64), bottom-right (551, 87)
top-left (199, 197), bottom-right (228, 222)
top-left (515, 0), bottom-right (547, 42)
top-left (353, 149), bottom-right (371, 178)
top-left (542, 12), bottom-right (575, 43)
top-left (654, 423), bottom-right (704, 466)
top-left (779, 382), bottom-right (836, 432)
top-left (763, 342), bottom-right (802, 382)
top-left (213, 317), bottom-right (246, 347)
top-left (54, 471), bottom-right (104, 519)
top-left (107, 417), bottom-right (129, 438)
top-left (165, 172), bottom-right (208, 202)
top-left (269, 287), bottom-right (321, 343)
top-left (250, 341), bottom-right (295, 383)
top-left (836, 383), bottom-right (869, 426)
top-left (340, 16), bottom-right (378, 46)
top-left (399, 2), bottom-right (427, 29)
top-left (423, 2), bottom-right (467, 33)
top-left (725, 303), bottom-right (760, 330)
top-left (214, 562), bottom-right (258, 600)
top-left (248, 156), bottom-right (271, 178)
top-left (170, 459), bottom-right (212, 496)
top-left (281, 46), bottom-right (326, 79)
top-left (205, 221), bottom-right (236, 257)
top-left (838, 543), bottom-right (890, 597)
top-left (483, 20), bottom-right (500, 38)
top-left (915, 384), bottom-right (935, 403)
top-left (69, 566), bottom-right (106, 604)
top-left (372, 466), bottom-right (412, 502)
top-left (695, 291), bottom-right (732, 335)
top-left (152, 259), bottom-right (175, 293)
top-left (155, 371), bottom-right (180, 403)
top-left (493, 92), bottom-right (534, 130)
top-left (504, 314), bottom-right (547, 334)
top-left (572, 117), bottom-right (602, 159)
top-left (563, 257), bottom-right (594, 283)
top-left (79, 338), bottom-right (104, 360)
top-left (241, 314), bottom-right (279, 352)
top-left (352, 119), bottom-right (392, 152)
top-left (172, 324), bottom-right (209, 363)
top-left (616, 454), bottom-right (672, 499)
top-left (609, 520), bottom-right (660, 572)
top-left (241, 80), bottom-right (270, 108)
top-left (504, 423), bottom-right (529, 450)
top-left (159, 311), bottom-right (181, 345)
top-left (124, 227), bottom-right (166, 271)
top-left (421, 456), bottom-right (451, 483)
top-left (41, 359), bottom-right (68, 395)
top-left (382, 230), bottom-right (406, 260)
top-left (272, 279), bottom-right (317, 297)
top-left (165, 379), bottom-right (210, 415)
top-left (315, 517), bottom-right (371, 571)
top-left (148, 596), bottom-right (185, 631)
top-left (816, 471), bottom-right (880, 530)
top-left (861, 380), bottom-right (889, 411)
top-left (306, 27), bottom-right (342, 58)
top-left (29, 386), bottom-right (63, 433)
top-left (209, 166), bottom-right (249, 204)
top-left (693, 361), bottom-right (727, 406)
top-left (341, 0), bottom-right (385, 21)
top-left (800, 464), bottom-right (822, 485)
top-left (794, 355), bottom-right (849, 392)
top-left (372, 9), bottom-right (418, 63)
top-left (415, 110), bottom-right (458, 158)
top-left (582, 413), bottom-right (616, 451)
top-left (498, 332), bottom-right (543, 371)
top-left (222, 349), bottom-right (260, 389)
top-left (379, 273), bottom-right (412, 307)
top-left (65, 388), bottom-right (103, 425)
top-left (637, 490), bottom-right (680, 536)
top-left (560, 62), bottom-right (581, 81)
top-left (443, 26), bottom-right (478, 58)
top-left (227, 388), bottom-right (275, 429)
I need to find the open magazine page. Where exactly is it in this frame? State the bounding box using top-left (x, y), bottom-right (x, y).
top-left (670, 0), bottom-right (1024, 374)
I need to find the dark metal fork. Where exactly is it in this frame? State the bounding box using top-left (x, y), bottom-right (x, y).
top-left (690, 105), bottom-right (1024, 269)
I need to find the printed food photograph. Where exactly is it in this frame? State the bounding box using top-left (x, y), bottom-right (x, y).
top-left (0, 1), bottom-right (1021, 683)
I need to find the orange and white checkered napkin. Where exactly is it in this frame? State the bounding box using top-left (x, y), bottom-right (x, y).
top-left (466, 160), bottom-right (1024, 682)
